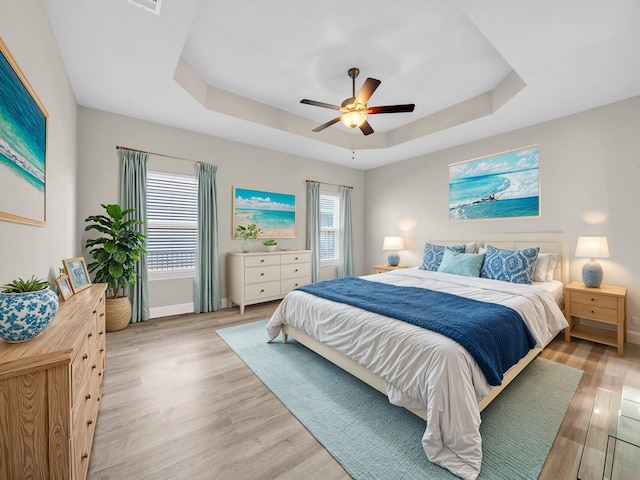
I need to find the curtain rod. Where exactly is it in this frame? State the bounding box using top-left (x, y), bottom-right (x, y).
top-left (306, 179), bottom-right (353, 189)
top-left (116, 145), bottom-right (204, 165)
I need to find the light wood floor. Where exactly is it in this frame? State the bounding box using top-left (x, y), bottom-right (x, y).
top-left (88, 302), bottom-right (640, 480)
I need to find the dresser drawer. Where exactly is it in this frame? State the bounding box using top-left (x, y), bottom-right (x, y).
top-left (245, 255), bottom-right (280, 267)
top-left (245, 265), bottom-right (280, 284)
top-left (570, 302), bottom-right (618, 325)
top-left (281, 262), bottom-right (310, 279)
top-left (281, 252), bottom-right (310, 265)
top-left (281, 277), bottom-right (310, 294)
top-left (571, 291), bottom-right (619, 309)
top-left (245, 281), bottom-right (281, 301)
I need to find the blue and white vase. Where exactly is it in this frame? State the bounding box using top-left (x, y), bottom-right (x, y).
top-left (0, 288), bottom-right (59, 343)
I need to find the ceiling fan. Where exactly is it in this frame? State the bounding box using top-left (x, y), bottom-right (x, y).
top-left (301, 67), bottom-right (415, 136)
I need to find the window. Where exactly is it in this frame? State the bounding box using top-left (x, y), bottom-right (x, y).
top-left (320, 193), bottom-right (340, 262)
top-left (146, 170), bottom-right (197, 278)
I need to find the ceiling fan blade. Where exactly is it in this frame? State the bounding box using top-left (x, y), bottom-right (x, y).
top-left (354, 78), bottom-right (381, 106)
top-left (359, 120), bottom-right (374, 136)
top-left (367, 104), bottom-right (415, 114)
top-left (312, 117), bottom-right (342, 132)
top-left (301, 99), bottom-right (341, 110)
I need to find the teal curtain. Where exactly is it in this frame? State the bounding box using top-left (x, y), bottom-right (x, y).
top-left (338, 186), bottom-right (354, 277)
top-left (194, 163), bottom-right (221, 312)
top-left (120, 149), bottom-right (149, 323)
top-left (306, 181), bottom-right (320, 283)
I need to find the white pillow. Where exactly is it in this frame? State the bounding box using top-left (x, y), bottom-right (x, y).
top-left (464, 241), bottom-right (481, 254)
top-left (533, 255), bottom-right (550, 282)
top-left (533, 253), bottom-right (559, 282)
top-left (545, 253), bottom-right (558, 281)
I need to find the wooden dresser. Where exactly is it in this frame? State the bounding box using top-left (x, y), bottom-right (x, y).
top-left (0, 284), bottom-right (107, 480)
top-left (228, 250), bottom-right (311, 314)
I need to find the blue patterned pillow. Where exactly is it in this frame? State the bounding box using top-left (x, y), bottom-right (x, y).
top-left (480, 245), bottom-right (540, 284)
top-left (420, 243), bottom-right (466, 271)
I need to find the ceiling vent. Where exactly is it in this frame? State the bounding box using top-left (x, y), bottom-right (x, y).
top-left (126, 0), bottom-right (162, 15)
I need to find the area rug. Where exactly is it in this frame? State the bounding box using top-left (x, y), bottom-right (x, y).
top-left (217, 320), bottom-right (582, 480)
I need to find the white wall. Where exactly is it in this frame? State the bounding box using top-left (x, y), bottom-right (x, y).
top-left (365, 95), bottom-right (640, 342)
top-left (0, 0), bottom-right (78, 285)
top-left (76, 107), bottom-right (366, 313)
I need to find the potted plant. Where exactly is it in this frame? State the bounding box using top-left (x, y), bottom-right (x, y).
top-left (235, 223), bottom-right (261, 252)
top-left (263, 239), bottom-right (277, 252)
top-left (0, 276), bottom-right (58, 343)
top-left (84, 204), bottom-right (146, 332)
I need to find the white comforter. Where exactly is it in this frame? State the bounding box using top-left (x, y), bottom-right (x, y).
top-left (266, 269), bottom-right (568, 480)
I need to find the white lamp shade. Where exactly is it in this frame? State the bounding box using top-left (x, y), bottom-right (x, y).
top-left (383, 236), bottom-right (404, 251)
top-left (575, 236), bottom-right (610, 258)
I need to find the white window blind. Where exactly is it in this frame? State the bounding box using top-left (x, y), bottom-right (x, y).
top-left (146, 170), bottom-right (197, 277)
top-left (320, 193), bottom-right (340, 262)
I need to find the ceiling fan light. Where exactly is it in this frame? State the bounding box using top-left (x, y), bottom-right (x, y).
top-left (341, 111), bottom-right (367, 128)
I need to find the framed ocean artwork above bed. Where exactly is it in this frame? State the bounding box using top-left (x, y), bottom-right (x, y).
top-left (233, 187), bottom-right (297, 238)
top-left (0, 38), bottom-right (48, 226)
top-left (449, 146), bottom-right (540, 220)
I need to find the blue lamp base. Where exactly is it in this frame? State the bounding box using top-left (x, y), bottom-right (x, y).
top-left (387, 252), bottom-right (400, 267)
top-left (582, 259), bottom-right (603, 288)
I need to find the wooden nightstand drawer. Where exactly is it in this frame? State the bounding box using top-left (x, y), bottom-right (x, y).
top-left (571, 291), bottom-right (619, 309)
top-left (372, 264), bottom-right (408, 274)
top-left (570, 302), bottom-right (618, 325)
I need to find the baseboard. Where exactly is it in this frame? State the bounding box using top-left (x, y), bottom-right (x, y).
top-left (149, 298), bottom-right (230, 319)
top-left (627, 329), bottom-right (640, 345)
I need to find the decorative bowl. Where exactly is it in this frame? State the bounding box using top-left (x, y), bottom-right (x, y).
top-left (0, 288), bottom-right (59, 343)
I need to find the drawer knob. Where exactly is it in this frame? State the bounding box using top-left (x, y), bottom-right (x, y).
top-left (86, 393), bottom-right (91, 400)
top-left (100, 348), bottom-right (104, 353)
top-left (81, 453), bottom-right (88, 460)
top-left (87, 419), bottom-right (93, 425)
top-left (591, 310), bottom-right (595, 314)
top-left (295, 268), bottom-right (299, 272)
top-left (591, 298), bottom-right (595, 302)
top-left (294, 283), bottom-right (299, 287)
top-left (82, 353), bottom-right (88, 360)
top-left (88, 332), bottom-right (93, 338)
top-left (99, 330), bottom-right (104, 335)
top-left (295, 257), bottom-right (299, 260)
top-left (260, 273), bottom-right (264, 276)
top-left (92, 364), bottom-right (97, 370)
top-left (260, 259), bottom-right (265, 263)
top-left (260, 289), bottom-right (265, 293)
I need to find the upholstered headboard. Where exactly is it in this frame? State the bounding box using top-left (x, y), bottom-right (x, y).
top-left (429, 232), bottom-right (566, 283)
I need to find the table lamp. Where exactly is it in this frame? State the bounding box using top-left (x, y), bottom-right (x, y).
top-left (575, 236), bottom-right (609, 288)
top-left (383, 236), bottom-right (404, 267)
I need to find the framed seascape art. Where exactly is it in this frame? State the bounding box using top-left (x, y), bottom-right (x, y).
top-left (63, 257), bottom-right (92, 293)
top-left (233, 187), bottom-right (297, 238)
top-left (55, 275), bottom-right (74, 301)
top-left (0, 39), bottom-right (48, 226)
top-left (449, 146), bottom-right (540, 221)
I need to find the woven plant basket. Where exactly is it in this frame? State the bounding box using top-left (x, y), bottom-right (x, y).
top-left (105, 296), bottom-right (131, 332)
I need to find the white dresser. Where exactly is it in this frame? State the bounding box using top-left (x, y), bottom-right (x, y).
top-left (228, 250), bottom-right (312, 314)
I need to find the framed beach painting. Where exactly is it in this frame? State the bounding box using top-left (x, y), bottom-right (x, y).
top-left (449, 146), bottom-right (540, 221)
top-left (233, 187), bottom-right (297, 238)
top-left (63, 257), bottom-right (92, 293)
top-left (0, 39), bottom-right (48, 226)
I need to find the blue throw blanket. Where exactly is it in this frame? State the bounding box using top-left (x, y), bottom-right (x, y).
top-left (297, 277), bottom-right (536, 386)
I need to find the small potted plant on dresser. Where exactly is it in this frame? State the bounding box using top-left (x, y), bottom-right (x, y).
top-left (0, 276), bottom-right (58, 342)
top-left (263, 239), bottom-right (277, 252)
top-left (235, 223), bottom-right (261, 253)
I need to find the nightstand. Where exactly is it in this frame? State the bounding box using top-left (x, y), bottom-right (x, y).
top-left (372, 264), bottom-right (408, 274)
top-left (563, 281), bottom-right (627, 356)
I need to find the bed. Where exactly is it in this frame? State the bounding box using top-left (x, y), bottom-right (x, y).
top-left (266, 232), bottom-right (569, 480)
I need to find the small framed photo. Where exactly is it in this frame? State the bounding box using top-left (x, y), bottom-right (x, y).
top-left (63, 257), bottom-right (92, 293)
top-left (55, 275), bottom-right (74, 301)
